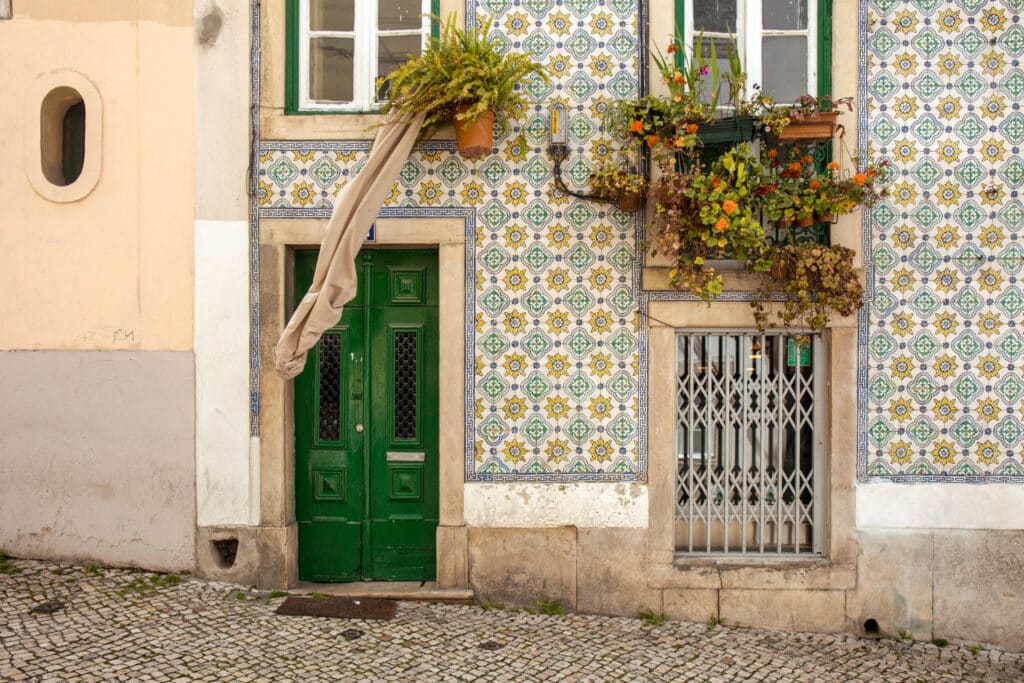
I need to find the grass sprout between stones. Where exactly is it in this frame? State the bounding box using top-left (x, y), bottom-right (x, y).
top-left (636, 608), bottom-right (668, 627)
top-left (0, 548), bottom-right (20, 575)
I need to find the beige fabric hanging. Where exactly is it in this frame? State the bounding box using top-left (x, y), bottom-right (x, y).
top-left (273, 112), bottom-right (426, 378)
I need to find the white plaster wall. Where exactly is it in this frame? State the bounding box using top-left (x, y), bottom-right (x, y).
top-left (857, 484), bottom-right (1024, 530)
top-left (194, 219), bottom-right (254, 526)
top-left (464, 483), bottom-right (648, 528)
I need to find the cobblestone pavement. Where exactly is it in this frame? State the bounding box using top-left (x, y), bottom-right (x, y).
top-left (2, 558), bottom-right (1023, 682)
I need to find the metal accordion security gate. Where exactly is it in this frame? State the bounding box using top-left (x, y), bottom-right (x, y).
top-left (674, 332), bottom-right (826, 555)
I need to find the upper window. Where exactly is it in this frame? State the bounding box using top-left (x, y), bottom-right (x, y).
top-left (682, 0), bottom-right (820, 105)
top-left (288, 0), bottom-right (435, 113)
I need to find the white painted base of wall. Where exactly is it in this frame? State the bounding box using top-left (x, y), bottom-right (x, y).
top-left (194, 219), bottom-right (254, 527)
top-left (857, 483), bottom-right (1024, 530)
top-left (464, 483), bottom-right (648, 528)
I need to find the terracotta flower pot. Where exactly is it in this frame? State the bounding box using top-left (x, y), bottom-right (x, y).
top-left (814, 212), bottom-right (838, 223)
top-left (796, 215), bottom-right (816, 228)
top-left (616, 192), bottom-right (645, 212)
top-left (774, 111), bottom-right (840, 143)
top-left (454, 106), bottom-right (495, 159)
top-left (775, 216), bottom-right (794, 229)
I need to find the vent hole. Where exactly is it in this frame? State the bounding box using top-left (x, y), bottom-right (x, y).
top-left (212, 539), bottom-right (239, 568)
top-left (864, 618), bottom-right (880, 635)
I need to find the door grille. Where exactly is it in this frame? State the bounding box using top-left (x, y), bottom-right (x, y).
top-left (394, 331), bottom-right (418, 440)
top-left (318, 333), bottom-right (341, 441)
top-left (675, 332), bottom-right (824, 555)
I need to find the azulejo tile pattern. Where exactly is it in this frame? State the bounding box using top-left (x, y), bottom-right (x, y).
top-left (258, 1), bottom-right (646, 481)
top-left (864, 0), bottom-right (1024, 479)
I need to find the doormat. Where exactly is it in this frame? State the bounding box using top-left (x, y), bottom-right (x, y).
top-left (275, 596), bottom-right (397, 620)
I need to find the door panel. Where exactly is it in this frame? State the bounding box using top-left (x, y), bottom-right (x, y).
top-left (294, 249), bottom-right (438, 582)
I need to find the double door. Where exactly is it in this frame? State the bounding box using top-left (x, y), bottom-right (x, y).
top-left (294, 249), bottom-right (439, 582)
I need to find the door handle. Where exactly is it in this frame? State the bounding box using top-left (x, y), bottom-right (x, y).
top-left (355, 423), bottom-right (364, 433)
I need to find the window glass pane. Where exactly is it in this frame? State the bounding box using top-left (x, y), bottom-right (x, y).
top-left (763, 0), bottom-right (808, 30)
top-left (309, 0), bottom-right (353, 31)
top-left (693, 0), bottom-right (736, 34)
top-left (380, 0), bottom-right (422, 30)
top-left (694, 36), bottom-right (735, 106)
top-left (762, 36), bottom-right (807, 103)
top-left (310, 37), bottom-right (354, 102)
top-left (377, 34), bottom-right (422, 100)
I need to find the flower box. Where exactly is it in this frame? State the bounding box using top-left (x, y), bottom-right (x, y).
top-left (774, 111), bottom-right (840, 143)
top-left (696, 116), bottom-right (757, 146)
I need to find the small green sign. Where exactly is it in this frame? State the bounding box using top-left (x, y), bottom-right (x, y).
top-left (786, 338), bottom-right (811, 367)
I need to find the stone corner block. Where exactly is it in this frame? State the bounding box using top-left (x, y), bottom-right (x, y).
top-left (467, 526), bottom-right (577, 610)
top-left (194, 526), bottom-right (259, 587)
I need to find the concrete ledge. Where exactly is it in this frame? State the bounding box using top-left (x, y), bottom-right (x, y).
top-left (649, 557), bottom-right (855, 591)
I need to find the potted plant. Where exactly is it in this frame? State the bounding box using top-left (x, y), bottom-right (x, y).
top-left (589, 162), bottom-right (649, 211)
top-left (753, 243), bottom-right (864, 341)
top-left (647, 144), bottom-right (770, 300)
top-left (380, 14), bottom-right (548, 158)
top-left (769, 94), bottom-right (854, 143)
top-left (603, 32), bottom-right (761, 161)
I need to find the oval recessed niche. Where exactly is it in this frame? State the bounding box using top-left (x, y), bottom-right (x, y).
top-left (25, 71), bottom-right (102, 202)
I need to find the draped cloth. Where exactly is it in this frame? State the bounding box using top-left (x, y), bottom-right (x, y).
top-left (273, 112), bottom-right (426, 379)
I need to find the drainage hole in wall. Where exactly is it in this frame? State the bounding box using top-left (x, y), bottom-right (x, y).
top-left (212, 539), bottom-right (239, 569)
top-left (863, 618), bottom-right (880, 635)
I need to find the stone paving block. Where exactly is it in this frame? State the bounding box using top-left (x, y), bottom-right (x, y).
top-left (0, 558), bottom-right (1022, 682)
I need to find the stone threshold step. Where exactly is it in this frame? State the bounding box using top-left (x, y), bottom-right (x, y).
top-left (292, 581), bottom-right (473, 603)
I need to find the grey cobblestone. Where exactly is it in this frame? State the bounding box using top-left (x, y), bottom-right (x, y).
top-left (1, 558), bottom-right (1023, 682)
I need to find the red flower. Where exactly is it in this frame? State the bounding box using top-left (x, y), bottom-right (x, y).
top-left (667, 44), bottom-right (679, 54)
top-left (630, 120), bottom-right (645, 134)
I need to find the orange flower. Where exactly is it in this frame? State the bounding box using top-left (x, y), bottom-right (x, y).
top-left (827, 161), bottom-right (840, 171)
top-left (802, 155), bottom-right (814, 164)
top-left (673, 71), bottom-right (685, 85)
top-left (710, 177), bottom-right (722, 190)
top-left (630, 120), bottom-right (645, 134)
top-left (867, 169), bottom-right (879, 178)
top-left (646, 134), bottom-right (660, 147)
top-left (809, 180), bottom-right (822, 190)
top-left (853, 172), bottom-right (867, 185)
top-left (787, 162), bottom-right (802, 174)
top-left (767, 149), bottom-right (778, 159)
top-left (667, 44), bottom-right (679, 54)
top-left (685, 123), bottom-right (699, 134)
top-left (714, 217), bottom-right (729, 232)
top-left (722, 199), bottom-right (738, 215)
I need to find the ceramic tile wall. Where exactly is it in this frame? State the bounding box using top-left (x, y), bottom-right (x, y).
top-left (258, 0), bottom-right (646, 481)
top-left (864, 0), bottom-right (1024, 479)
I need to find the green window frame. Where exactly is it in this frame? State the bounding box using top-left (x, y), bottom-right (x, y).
top-left (285, 0), bottom-right (441, 115)
top-left (671, 0), bottom-right (832, 103)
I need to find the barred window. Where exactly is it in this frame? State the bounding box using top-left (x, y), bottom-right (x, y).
top-left (675, 332), bottom-right (825, 555)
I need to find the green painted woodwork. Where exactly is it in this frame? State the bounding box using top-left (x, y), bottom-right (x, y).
top-left (294, 249), bottom-right (439, 582)
top-left (285, 0), bottom-right (441, 115)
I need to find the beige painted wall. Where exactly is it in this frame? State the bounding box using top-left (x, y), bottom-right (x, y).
top-left (0, 1), bottom-right (194, 351)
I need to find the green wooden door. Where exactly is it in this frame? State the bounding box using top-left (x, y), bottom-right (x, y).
top-left (294, 249), bottom-right (439, 582)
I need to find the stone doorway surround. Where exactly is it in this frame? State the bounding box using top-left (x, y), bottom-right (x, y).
top-left (255, 215), bottom-right (468, 589)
